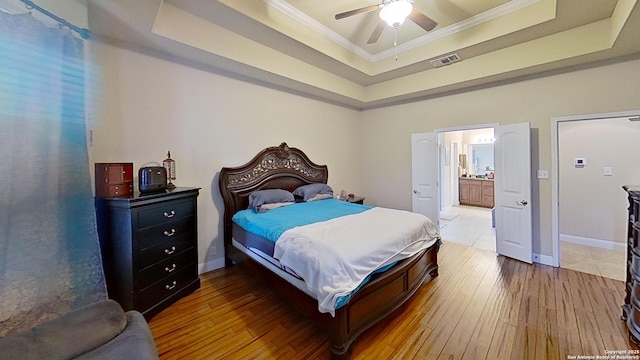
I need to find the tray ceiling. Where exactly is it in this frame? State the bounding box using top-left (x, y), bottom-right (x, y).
top-left (87, 0), bottom-right (640, 109)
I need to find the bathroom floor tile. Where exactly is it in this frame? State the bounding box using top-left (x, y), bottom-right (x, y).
top-left (560, 241), bottom-right (625, 281)
top-left (440, 206), bottom-right (624, 281)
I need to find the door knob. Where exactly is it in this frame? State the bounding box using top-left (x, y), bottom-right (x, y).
top-left (516, 200), bottom-right (528, 206)
top-left (413, 190), bottom-right (421, 195)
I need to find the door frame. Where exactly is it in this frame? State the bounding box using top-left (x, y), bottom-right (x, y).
top-left (551, 110), bottom-right (640, 267)
top-left (436, 124), bottom-right (499, 212)
top-left (450, 140), bottom-right (459, 207)
top-left (439, 139), bottom-right (460, 211)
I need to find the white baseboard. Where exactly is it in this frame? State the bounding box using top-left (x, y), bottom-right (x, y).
top-left (560, 234), bottom-right (625, 251)
top-left (533, 253), bottom-right (555, 266)
top-left (199, 257), bottom-right (225, 274)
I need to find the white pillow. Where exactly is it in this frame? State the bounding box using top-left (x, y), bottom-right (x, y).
top-left (257, 202), bottom-right (294, 212)
top-left (306, 193), bottom-right (333, 202)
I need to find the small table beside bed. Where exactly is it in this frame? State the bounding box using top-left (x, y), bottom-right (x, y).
top-left (219, 142), bottom-right (441, 359)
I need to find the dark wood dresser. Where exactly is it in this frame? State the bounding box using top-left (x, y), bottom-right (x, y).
top-left (95, 187), bottom-right (200, 320)
top-left (623, 185), bottom-right (640, 344)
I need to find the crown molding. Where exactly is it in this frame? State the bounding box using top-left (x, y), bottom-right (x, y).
top-left (263, 0), bottom-right (373, 60)
top-left (264, 0), bottom-right (543, 63)
top-left (372, 0), bottom-right (544, 61)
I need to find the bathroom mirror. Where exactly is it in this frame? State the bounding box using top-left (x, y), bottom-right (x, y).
top-left (469, 143), bottom-right (494, 175)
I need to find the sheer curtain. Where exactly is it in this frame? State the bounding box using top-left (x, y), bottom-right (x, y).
top-left (0, 11), bottom-right (106, 336)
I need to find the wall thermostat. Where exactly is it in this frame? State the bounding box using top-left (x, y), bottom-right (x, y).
top-left (574, 157), bottom-right (587, 166)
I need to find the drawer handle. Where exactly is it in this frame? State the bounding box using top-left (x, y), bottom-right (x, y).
top-left (165, 281), bottom-right (177, 290)
top-left (165, 264), bottom-right (177, 273)
top-left (164, 229), bottom-right (176, 237)
top-left (164, 246), bottom-right (176, 255)
top-left (163, 210), bottom-right (175, 218)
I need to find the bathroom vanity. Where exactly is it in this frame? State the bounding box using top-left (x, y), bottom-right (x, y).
top-left (459, 177), bottom-right (494, 208)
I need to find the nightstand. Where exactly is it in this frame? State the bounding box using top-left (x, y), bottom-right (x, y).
top-left (347, 196), bottom-right (365, 205)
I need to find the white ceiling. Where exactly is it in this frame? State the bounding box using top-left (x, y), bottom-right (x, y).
top-left (87, 0), bottom-right (640, 109)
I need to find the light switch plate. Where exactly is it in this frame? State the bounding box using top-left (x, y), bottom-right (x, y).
top-left (537, 170), bottom-right (549, 179)
top-left (604, 167), bottom-right (613, 176)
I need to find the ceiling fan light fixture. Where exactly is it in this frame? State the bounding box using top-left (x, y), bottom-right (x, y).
top-left (379, 0), bottom-right (413, 28)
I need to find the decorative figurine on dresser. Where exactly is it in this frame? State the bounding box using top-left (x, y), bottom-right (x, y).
top-left (623, 185), bottom-right (640, 345)
top-left (95, 167), bottom-right (201, 320)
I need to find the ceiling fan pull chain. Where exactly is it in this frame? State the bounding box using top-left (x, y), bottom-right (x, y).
top-left (394, 27), bottom-right (399, 61)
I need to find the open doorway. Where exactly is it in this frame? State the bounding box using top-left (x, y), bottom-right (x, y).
top-left (438, 127), bottom-right (496, 253)
top-left (553, 113), bottom-right (640, 281)
top-left (413, 123), bottom-right (532, 263)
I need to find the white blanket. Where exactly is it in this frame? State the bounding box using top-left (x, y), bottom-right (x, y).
top-left (273, 207), bottom-right (439, 316)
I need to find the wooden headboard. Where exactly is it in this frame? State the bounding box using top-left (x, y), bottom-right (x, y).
top-left (218, 142), bottom-right (328, 267)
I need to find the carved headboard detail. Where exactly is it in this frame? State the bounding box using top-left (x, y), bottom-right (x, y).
top-left (219, 143), bottom-right (329, 266)
top-left (227, 143), bottom-right (325, 186)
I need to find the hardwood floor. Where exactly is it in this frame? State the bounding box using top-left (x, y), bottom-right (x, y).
top-left (149, 241), bottom-right (637, 359)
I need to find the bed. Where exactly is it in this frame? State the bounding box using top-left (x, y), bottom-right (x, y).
top-left (218, 142), bottom-right (441, 359)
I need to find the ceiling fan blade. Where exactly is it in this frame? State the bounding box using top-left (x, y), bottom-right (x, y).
top-left (367, 20), bottom-right (386, 44)
top-left (408, 9), bottom-right (438, 32)
top-left (335, 5), bottom-right (379, 20)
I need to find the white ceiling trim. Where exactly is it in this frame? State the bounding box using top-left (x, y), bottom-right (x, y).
top-left (372, 0), bottom-right (545, 62)
top-left (264, 0), bottom-right (543, 63)
top-left (262, 0), bottom-right (373, 61)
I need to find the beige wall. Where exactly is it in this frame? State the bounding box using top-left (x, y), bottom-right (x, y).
top-left (87, 41), bottom-right (363, 271)
top-left (360, 58), bottom-right (640, 257)
top-left (559, 117), bottom-right (640, 245)
top-left (27, 0), bottom-right (640, 265)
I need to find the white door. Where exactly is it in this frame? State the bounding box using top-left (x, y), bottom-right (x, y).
top-left (451, 141), bottom-right (459, 206)
top-left (411, 133), bottom-right (439, 226)
top-left (494, 122), bottom-right (532, 263)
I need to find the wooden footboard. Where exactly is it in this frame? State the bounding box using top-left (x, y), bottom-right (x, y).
top-left (330, 239), bottom-right (440, 358)
top-left (247, 239), bottom-right (441, 360)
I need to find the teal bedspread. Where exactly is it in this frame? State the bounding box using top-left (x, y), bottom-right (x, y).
top-left (232, 198), bottom-right (371, 242)
top-left (232, 198), bottom-right (398, 311)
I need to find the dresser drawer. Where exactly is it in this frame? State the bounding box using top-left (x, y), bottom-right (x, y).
top-left (138, 216), bottom-right (195, 250)
top-left (631, 252), bottom-right (640, 282)
top-left (104, 183), bottom-right (133, 197)
top-left (137, 199), bottom-right (195, 229)
top-left (137, 248), bottom-right (196, 290)
top-left (135, 265), bottom-right (197, 311)
top-left (138, 235), bottom-right (194, 269)
top-left (632, 283), bottom-right (640, 310)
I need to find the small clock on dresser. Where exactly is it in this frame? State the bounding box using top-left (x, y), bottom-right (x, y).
top-left (95, 187), bottom-right (201, 320)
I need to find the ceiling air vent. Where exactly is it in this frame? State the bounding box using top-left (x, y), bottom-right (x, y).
top-left (429, 53), bottom-right (462, 68)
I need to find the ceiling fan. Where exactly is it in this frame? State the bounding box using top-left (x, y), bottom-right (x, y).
top-left (335, 0), bottom-right (438, 44)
